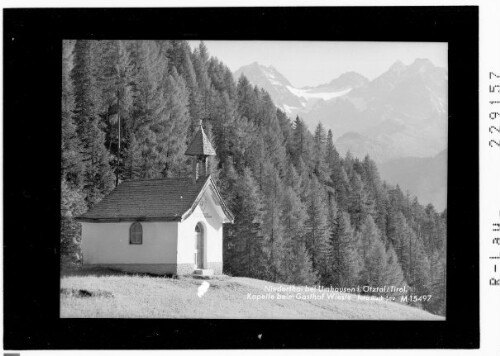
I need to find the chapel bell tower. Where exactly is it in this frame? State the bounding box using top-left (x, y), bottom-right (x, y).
top-left (185, 120), bottom-right (216, 181)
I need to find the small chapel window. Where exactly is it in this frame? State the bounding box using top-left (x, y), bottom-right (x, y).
top-left (130, 222), bottom-right (143, 245)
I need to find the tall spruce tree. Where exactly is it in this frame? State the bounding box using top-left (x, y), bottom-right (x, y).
top-left (277, 109), bottom-right (294, 157)
top-left (428, 249), bottom-right (446, 315)
top-left (292, 116), bottom-right (313, 168)
top-left (71, 40), bottom-right (114, 207)
top-left (358, 216), bottom-right (387, 288)
top-left (347, 172), bottom-right (374, 231)
top-left (210, 91), bottom-right (237, 165)
top-left (61, 40), bottom-right (87, 263)
top-left (224, 167), bottom-right (265, 278)
top-left (126, 41), bottom-right (167, 179)
top-left (61, 179), bottom-right (87, 263)
top-left (281, 185), bottom-right (316, 284)
top-left (325, 129), bottom-right (341, 171)
top-left (329, 211), bottom-right (363, 287)
top-left (260, 162), bottom-right (286, 281)
top-left (62, 40), bottom-right (83, 188)
top-left (153, 67), bottom-right (191, 177)
top-left (304, 176), bottom-right (330, 278)
top-left (192, 42), bottom-right (211, 126)
top-left (383, 244), bottom-right (408, 297)
top-left (236, 75), bottom-right (258, 123)
top-left (313, 122), bottom-right (331, 183)
top-left (94, 40), bottom-right (135, 184)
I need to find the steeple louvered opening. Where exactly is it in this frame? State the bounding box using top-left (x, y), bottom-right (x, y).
top-left (185, 120), bottom-right (216, 181)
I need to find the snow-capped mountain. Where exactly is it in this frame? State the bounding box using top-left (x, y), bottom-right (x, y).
top-left (234, 59), bottom-right (448, 209)
top-left (234, 62), bottom-right (302, 111)
top-left (234, 59), bottom-right (447, 163)
top-left (331, 58), bottom-right (447, 162)
top-left (233, 62), bottom-right (367, 115)
top-left (302, 71), bottom-right (369, 92)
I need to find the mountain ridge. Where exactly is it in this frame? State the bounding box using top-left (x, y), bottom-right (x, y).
top-left (234, 59), bottom-right (448, 209)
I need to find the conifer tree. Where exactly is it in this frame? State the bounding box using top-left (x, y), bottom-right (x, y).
top-left (386, 210), bottom-right (407, 258)
top-left (325, 131), bottom-right (350, 210)
top-left (227, 114), bottom-right (256, 171)
top-left (218, 157), bottom-right (239, 212)
top-left (62, 40), bottom-right (83, 188)
top-left (277, 109), bottom-right (294, 157)
top-left (210, 91), bottom-right (237, 165)
top-left (361, 155), bottom-right (388, 235)
top-left (329, 211), bottom-right (362, 287)
top-left (283, 163), bottom-right (302, 193)
top-left (347, 172), bottom-right (374, 231)
top-left (326, 189), bottom-right (338, 233)
top-left (313, 122), bottom-right (331, 183)
top-left (153, 67), bottom-right (190, 177)
top-left (60, 179), bottom-right (87, 263)
top-left (331, 166), bottom-right (351, 211)
top-left (71, 40), bottom-right (114, 207)
top-left (343, 150), bottom-right (355, 178)
top-left (304, 176), bottom-right (330, 278)
top-left (260, 162), bottom-right (286, 281)
top-left (428, 250), bottom-right (446, 315)
top-left (325, 129), bottom-right (341, 170)
top-left (168, 41), bottom-right (201, 137)
top-left (261, 94), bottom-right (287, 174)
top-left (289, 243), bottom-right (319, 286)
top-left (358, 216), bottom-right (386, 288)
top-left (236, 75), bottom-right (258, 123)
top-left (94, 40), bottom-right (135, 184)
top-left (281, 186), bottom-right (306, 280)
top-left (223, 66), bottom-right (237, 101)
top-left (61, 40), bottom-right (86, 262)
top-left (126, 41), bottom-right (167, 179)
top-left (224, 167), bottom-right (265, 278)
top-left (165, 40), bottom-right (184, 72)
top-left (218, 159), bottom-right (239, 272)
top-left (383, 244), bottom-right (408, 297)
top-left (247, 134), bottom-right (266, 188)
top-left (409, 236), bottom-right (431, 300)
top-left (192, 42), bottom-right (211, 124)
top-left (292, 116), bottom-right (313, 167)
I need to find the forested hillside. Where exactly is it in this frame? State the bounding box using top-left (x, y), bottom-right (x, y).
top-left (61, 40), bottom-right (447, 316)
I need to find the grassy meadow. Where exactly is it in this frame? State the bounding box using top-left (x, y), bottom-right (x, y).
top-left (60, 266), bottom-right (443, 320)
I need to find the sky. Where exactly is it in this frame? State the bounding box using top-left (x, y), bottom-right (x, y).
top-left (188, 41), bottom-right (447, 88)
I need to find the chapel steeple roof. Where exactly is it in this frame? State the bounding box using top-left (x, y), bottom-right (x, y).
top-left (185, 120), bottom-right (216, 156)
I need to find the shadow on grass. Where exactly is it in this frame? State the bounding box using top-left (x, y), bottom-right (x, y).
top-left (60, 262), bottom-right (235, 288)
top-left (61, 287), bottom-right (114, 298)
top-left (61, 263), bottom-right (132, 278)
top-left (60, 263), bottom-right (181, 279)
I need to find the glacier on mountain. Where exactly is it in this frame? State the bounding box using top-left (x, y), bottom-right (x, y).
top-left (285, 86), bottom-right (352, 101)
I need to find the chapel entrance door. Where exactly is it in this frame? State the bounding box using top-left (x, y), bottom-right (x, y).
top-left (195, 224), bottom-right (204, 269)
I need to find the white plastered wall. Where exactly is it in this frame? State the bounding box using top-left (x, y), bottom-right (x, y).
top-left (177, 188), bottom-right (224, 267)
top-left (81, 221), bottom-right (177, 264)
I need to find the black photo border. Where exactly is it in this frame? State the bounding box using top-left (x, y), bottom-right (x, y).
top-left (3, 6), bottom-right (479, 349)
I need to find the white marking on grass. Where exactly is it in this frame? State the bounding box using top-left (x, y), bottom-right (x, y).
top-left (197, 281), bottom-right (210, 298)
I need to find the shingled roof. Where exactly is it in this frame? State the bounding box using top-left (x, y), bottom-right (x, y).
top-left (184, 122), bottom-right (216, 156)
top-left (76, 176), bottom-right (233, 223)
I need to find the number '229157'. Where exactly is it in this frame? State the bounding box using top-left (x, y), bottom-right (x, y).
top-left (489, 72), bottom-right (500, 148)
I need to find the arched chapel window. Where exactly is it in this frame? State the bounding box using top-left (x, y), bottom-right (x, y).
top-left (130, 222), bottom-right (143, 245)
